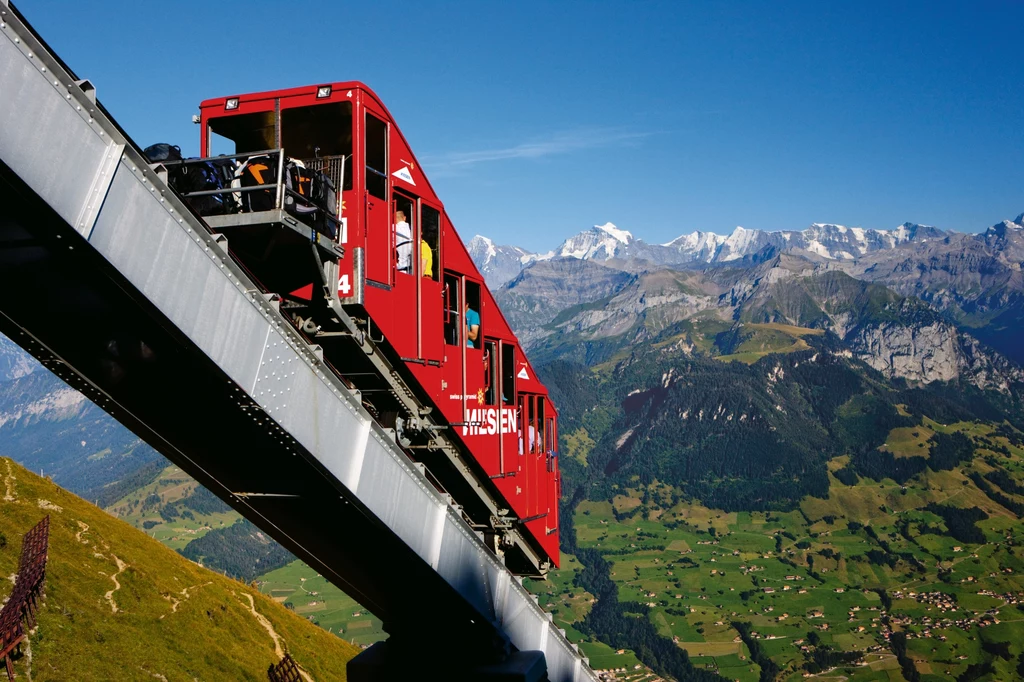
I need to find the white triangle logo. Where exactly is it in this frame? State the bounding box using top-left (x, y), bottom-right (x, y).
top-left (392, 166), bottom-right (415, 186)
top-left (517, 367), bottom-right (529, 380)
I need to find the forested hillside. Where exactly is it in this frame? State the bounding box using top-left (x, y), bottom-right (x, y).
top-left (538, 339), bottom-right (1024, 679)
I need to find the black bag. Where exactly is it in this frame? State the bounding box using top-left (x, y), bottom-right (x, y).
top-left (312, 171), bottom-right (339, 240)
top-left (282, 162), bottom-right (338, 240)
top-left (170, 158), bottom-right (237, 216)
top-left (143, 143), bottom-right (182, 163)
top-left (237, 155), bottom-right (278, 212)
top-left (284, 162), bottom-right (317, 217)
top-left (311, 171), bottom-right (337, 217)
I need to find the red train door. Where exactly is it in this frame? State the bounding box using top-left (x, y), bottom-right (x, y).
top-left (418, 203), bottom-right (442, 362)
top-left (546, 414), bottom-right (559, 533)
top-left (363, 111), bottom-right (390, 285)
top-left (495, 341), bottom-right (517, 478)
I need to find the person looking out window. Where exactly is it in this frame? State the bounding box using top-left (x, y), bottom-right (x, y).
top-left (394, 209), bottom-right (412, 274)
top-left (465, 306), bottom-right (480, 348)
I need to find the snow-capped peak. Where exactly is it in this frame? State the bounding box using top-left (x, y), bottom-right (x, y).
top-left (553, 223), bottom-right (634, 261)
top-left (717, 226), bottom-right (768, 261)
top-left (469, 235), bottom-right (497, 264)
top-left (594, 222), bottom-right (632, 244)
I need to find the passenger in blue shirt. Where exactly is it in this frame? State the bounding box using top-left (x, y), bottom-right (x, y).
top-left (465, 307), bottom-right (480, 348)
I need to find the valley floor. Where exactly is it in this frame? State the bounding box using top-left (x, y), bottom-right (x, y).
top-left (533, 420), bottom-right (1024, 682)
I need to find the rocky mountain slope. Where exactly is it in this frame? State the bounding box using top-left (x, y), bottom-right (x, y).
top-left (498, 248), bottom-right (1024, 393)
top-left (0, 338), bottom-right (163, 503)
top-left (846, 213), bottom-right (1024, 365)
top-left (0, 458), bottom-right (358, 680)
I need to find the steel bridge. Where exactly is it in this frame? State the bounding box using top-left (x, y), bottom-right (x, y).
top-left (0, 2), bottom-right (597, 679)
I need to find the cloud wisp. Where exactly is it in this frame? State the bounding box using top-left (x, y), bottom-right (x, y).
top-left (424, 126), bottom-right (651, 175)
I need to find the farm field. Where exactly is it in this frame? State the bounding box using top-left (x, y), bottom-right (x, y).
top-left (259, 559), bottom-right (386, 647)
top-left (106, 465), bottom-right (240, 549)
top-left (541, 420), bottom-right (1024, 681)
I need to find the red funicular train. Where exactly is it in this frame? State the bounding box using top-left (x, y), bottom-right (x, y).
top-left (181, 82), bottom-right (560, 574)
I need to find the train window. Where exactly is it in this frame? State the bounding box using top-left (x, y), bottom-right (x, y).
top-left (421, 206), bottom-right (440, 281)
top-left (365, 113), bottom-right (387, 200)
top-left (536, 397), bottom-right (545, 455)
top-left (393, 192), bottom-right (415, 275)
top-left (483, 340), bottom-right (498, 406)
top-left (209, 130), bottom-right (235, 156)
top-left (208, 111), bottom-right (275, 154)
top-left (520, 395), bottom-right (541, 454)
top-left (444, 273), bottom-right (460, 346)
top-left (501, 344), bottom-right (515, 406)
top-left (546, 417), bottom-right (556, 467)
top-left (517, 395), bottom-right (528, 454)
top-left (281, 102), bottom-right (353, 190)
top-left (465, 281), bottom-right (481, 349)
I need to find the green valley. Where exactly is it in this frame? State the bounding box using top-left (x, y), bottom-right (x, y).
top-left (541, 418), bottom-right (1024, 681)
top-left (107, 464), bottom-right (238, 550)
top-left (260, 561), bottom-right (386, 647)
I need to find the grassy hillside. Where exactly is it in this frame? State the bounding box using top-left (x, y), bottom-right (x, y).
top-left (715, 322), bottom-right (826, 364)
top-left (102, 463), bottom-right (387, 645)
top-left (0, 458), bottom-right (359, 681)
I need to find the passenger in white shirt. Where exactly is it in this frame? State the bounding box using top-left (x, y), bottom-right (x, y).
top-left (519, 424), bottom-right (539, 455)
top-left (394, 209), bottom-right (412, 274)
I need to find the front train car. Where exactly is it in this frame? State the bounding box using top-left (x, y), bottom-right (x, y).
top-left (190, 82), bottom-right (561, 575)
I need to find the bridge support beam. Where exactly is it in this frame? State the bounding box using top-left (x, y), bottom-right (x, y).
top-left (0, 2), bottom-right (595, 679)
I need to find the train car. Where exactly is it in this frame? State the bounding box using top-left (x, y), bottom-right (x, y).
top-left (186, 82), bottom-right (560, 574)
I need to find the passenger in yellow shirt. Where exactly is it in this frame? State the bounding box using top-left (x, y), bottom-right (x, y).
top-left (420, 240), bottom-right (433, 278)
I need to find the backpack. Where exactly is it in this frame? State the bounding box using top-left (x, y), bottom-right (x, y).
top-left (311, 171), bottom-right (339, 240)
top-left (170, 158), bottom-right (237, 216)
top-left (237, 155), bottom-right (278, 212)
top-left (143, 143), bottom-right (182, 164)
top-left (284, 161), bottom-right (317, 218)
top-left (311, 171), bottom-right (338, 217)
top-left (235, 155), bottom-right (339, 240)
top-left (283, 162), bottom-right (339, 240)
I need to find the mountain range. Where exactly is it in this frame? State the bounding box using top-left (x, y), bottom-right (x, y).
top-left (473, 212), bottom-right (1024, 377)
top-left (468, 218), bottom-right (962, 288)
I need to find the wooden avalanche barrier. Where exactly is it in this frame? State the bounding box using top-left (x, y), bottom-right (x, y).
top-left (267, 653), bottom-right (303, 682)
top-left (0, 516), bottom-right (50, 680)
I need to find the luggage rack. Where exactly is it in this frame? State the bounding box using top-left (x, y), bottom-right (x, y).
top-left (153, 148), bottom-right (345, 301)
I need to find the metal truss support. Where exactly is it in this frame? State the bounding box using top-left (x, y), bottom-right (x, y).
top-left (0, 3), bottom-right (594, 680)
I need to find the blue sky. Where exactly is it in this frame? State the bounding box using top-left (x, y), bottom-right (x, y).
top-left (21, 1), bottom-right (1024, 253)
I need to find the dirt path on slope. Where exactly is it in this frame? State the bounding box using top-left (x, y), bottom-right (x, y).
top-left (163, 581), bottom-right (212, 615)
top-left (104, 556), bottom-right (127, 613)
top-left (3, 460), bottom-right (16, 502)
top-left (237, 592), bottom-right (314, 682)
